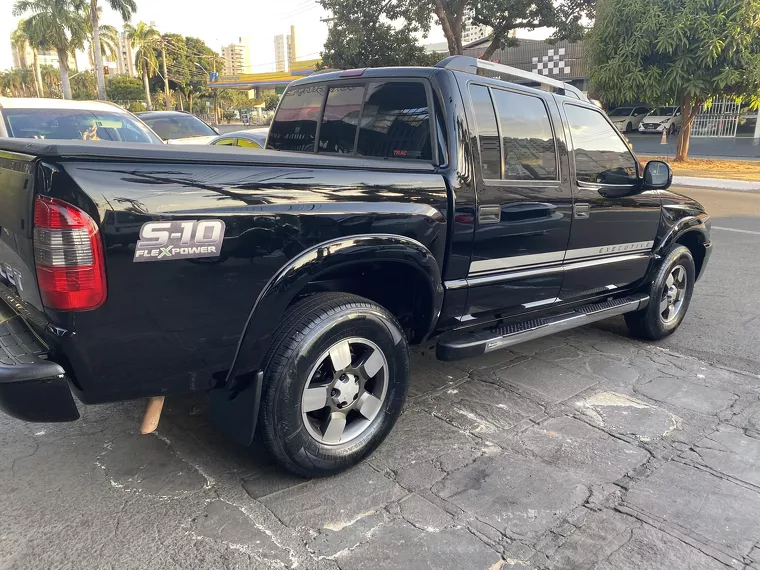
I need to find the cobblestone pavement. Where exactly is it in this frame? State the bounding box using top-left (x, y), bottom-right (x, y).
top-left (2, 324), bottom-right (759, 570)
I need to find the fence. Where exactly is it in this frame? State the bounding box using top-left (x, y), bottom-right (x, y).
top-left (692, 98), bottom-right (741, 138)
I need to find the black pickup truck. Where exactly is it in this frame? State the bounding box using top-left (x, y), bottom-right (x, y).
top-left (0, 56), bottom-right (711, 476)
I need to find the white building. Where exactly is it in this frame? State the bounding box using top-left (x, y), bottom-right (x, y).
top-left (11, 43), bottom-right (71, 70)
top-left (221, 38), bottom-right (252, 75)
top-left (115, 32), bottom-right (135, 77)
top-left (462, 20), bottom-right (493, 45)
top-left (274, 26), bottom-right (297, 72)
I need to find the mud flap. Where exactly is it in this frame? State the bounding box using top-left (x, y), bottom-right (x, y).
top-left (210, 370), bottom-right (263, 447)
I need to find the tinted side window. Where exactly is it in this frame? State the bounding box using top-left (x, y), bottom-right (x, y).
top-left (490, 89), bottom-right (557, 181)
top-left (469, 84), bottom-right (501, 179)
top-left (565, 105), bottom-right (637, 184)
top-left (267, 85), bottom-right (325, 152)
top-left (356, 82), bottom-right (431, 160)
top-left (318, 85), bottom-right (365, 155)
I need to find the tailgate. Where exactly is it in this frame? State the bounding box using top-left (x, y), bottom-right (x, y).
top-left (0, 150), bottom-right (44, 312)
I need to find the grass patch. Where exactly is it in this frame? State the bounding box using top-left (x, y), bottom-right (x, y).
top-left (639, 155), bottom-right (760, 181)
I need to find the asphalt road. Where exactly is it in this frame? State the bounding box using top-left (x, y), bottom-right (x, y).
top-left (1, 187), bottom-right (759, 570)
top-left (599, 186), bottom-right (760, 375)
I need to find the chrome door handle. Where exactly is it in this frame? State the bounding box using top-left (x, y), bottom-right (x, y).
top-left (574, 204), bottom-right (590, 219)
top-left (478, 205), bottom-right (501, 224)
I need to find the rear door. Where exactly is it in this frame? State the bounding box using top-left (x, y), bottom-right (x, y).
top-left (461, 80), bottom-right (573, 321)
top-left (559, 102), bottom-right (661, 301)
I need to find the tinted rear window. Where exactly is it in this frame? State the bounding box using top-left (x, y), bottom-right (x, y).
top-left (469, 84), bottom-right (501, 179)
top-left (490, 88), bottom-right (557, 181)
top-left (141, 114), bottom-right (216, 140)
top-left (356, 82), bottom-right (431, 160)
top-left (318, 85), bottom-right (365, 155)
top-left (267, 85), bottom-right (325, 152)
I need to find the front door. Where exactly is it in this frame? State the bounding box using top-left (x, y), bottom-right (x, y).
top-left (461, 80), bottom-right (574, 322)
top-left (559, 102), bottom-right (661, 301)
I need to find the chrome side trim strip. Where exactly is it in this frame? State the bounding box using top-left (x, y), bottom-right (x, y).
top-left (563, 252), bottom-right (650, 272)
top-left (468, 241), bottom-right (654, 276)
top-left (563, 241), bottom-right (654, 261)
top-left (469, 250), bottom-right (565, 275)
top-left (462, 252), bottom-right (650, 287)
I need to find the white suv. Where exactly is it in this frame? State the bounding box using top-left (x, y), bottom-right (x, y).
top-left (638, 106), bottom-right (682, 135)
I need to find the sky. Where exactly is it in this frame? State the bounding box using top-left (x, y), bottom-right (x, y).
top-left (1, 0), bottom-right (337, 72)
top-left (1, 0), bottom-right (548, 73)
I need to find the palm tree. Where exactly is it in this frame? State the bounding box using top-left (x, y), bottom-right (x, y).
top-left (86, 19), bottom-right (119, 68)
top-left (13, 0), bottom-right (86, 100)
top-left (126, 22), bottom-right (159, 110)
top-left (40, 64), bottom-right (61, 97)
top-left (88, 0), bottom-right (136, 101)
top-left (9, 23), bottom-right (42, 97)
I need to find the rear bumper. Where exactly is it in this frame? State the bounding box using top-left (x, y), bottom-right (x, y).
top-left (0, 308), bottom-right (79, 422)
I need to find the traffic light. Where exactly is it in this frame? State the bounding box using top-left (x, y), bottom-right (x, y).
top-left (103, 65), bottom-right (110, 76)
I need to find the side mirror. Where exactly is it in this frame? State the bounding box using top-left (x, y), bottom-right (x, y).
top-left (643, 160), bottom-right (672, 190)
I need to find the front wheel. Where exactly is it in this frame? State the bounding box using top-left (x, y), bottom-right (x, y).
top-left (258, 292), bottom-right (409, 477)
top-left (625, 245), bottom-right (695, 340)
top-left (626, 122), bottom-right (633, 133)
top-left (668, 124), bottom-right (676, 136)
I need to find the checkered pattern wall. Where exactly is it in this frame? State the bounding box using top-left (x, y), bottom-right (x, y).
top-left (532, 48), bottom-right (570, 76)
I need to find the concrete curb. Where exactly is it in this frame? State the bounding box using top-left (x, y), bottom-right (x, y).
top-left (672, 176), bottom-right (760, 193)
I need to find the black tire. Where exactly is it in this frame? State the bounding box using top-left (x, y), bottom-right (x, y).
top-left (625, 245), bottom-right (695, 340)
top-left (626, 122), bottom-right (633, 133)
top-left (668, 124), bottom-right (676, 136)
top-left (258, 292), bottom-right (409, 477)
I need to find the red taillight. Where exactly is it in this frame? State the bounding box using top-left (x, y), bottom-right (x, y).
top-left (33, 196), bottom-right (106, 311)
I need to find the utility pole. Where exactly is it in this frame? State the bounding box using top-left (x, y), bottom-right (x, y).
top-left (161, 38), bottom-right (171, 110)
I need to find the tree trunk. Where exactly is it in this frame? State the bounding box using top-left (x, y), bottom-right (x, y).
top-left (432, 0), bottom-right (463, 55)
top-left (188, 93), bottom-right (193, 114)
top-left (481, 28), bottom-right (508, 61)
top-left (32, 49), bottom-right (42, 97)
top-left (177, 91), bottom-right (184, 111)
top-left (674, 94), bottom-right (699, 162)
top-left (90, 0), bottom-right (107, 100)
top-left (142, 67), bottom-right (153, 110)
top-left (161, 40), bottom-right (171, 110)
top-left (57, 48), bottom-right (72, 100)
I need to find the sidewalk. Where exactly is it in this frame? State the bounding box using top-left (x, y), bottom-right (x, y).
top-left (672, 176), bottom-right (760, 192)
top-left (629, 133), bottom-right (760, 160)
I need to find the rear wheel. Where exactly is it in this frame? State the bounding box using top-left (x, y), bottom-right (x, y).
top-left (258, 293), bottom-right (409, 477)
top-left (625, 245), bottom-right (695, 340)
top-left (626, 121), bottom-right (633, 133)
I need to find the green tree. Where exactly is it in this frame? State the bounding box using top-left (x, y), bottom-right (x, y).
top-left (470, 0), bottom-right (555, 60)
top-left (70, 69), bottom-right (97, 99)
top-left (106, 74), bottom-right (144, 102)
top-left (589, 0), bottom-right (760, 161)
top-left (88, 0), bottom-right (136, 101)
top-left (11, 21), bottom-right (42, 96)
top-left (263, 92), bottom-right (280, 112)
top-left (13, 0), bottom-right (86, 99)
top-left (125, 21), bottom-right (160, 109)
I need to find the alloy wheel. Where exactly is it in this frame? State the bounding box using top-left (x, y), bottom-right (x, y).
top-left (660, 264), bottom-right (687, 323)
top-left (301, 337), bottom-right (388, 446)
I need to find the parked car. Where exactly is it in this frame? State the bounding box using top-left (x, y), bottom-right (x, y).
top-left (0, 56), bottom-right (711, 477)
top-left (0, 97), bottom-right (162, 143)
top-left (639, 106), bottom-right (682, 135)
top-left (135, 110), bottom-right (219, 144)
top-left (209, 128), bottom-right (268, 149)
top-left (607, 106), bottom-right (650, 133)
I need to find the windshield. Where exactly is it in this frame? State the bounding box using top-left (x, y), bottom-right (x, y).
top-left (2, 109), bottom-right (162, 143)
top-left (141, 114), bottom-right (216, 140)
top-left (608, 107), bottom-right (633, 117)
top-left (651, 107), bottom-right (676, 116)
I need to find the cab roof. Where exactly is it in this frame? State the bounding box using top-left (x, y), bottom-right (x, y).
top-left (0, 97), bottom-right (128, 113)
